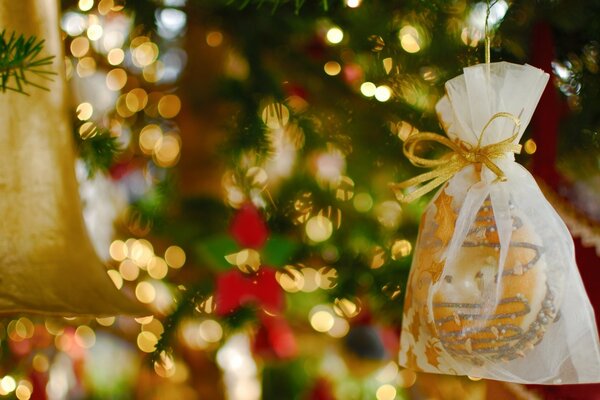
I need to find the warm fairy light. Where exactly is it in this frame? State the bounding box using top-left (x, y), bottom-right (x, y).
top-left (44, 319), bottom-right (65, 336)
top-left (261, 103), bottom-right (290, 129)
top-left (119, 260), bottom-right (140, 281)
top-left (206, 31), bottom-right (223, 47)
top-left (142, 318), bottom-right (164, 337)
top-left (327, 317), bottom-right (349, 338)
top-left (154, 133), bottom-right (181, 167)
top-left (98, 0), bottom-right (115, 15)
top-left (78, 0), bottom-right (94, 11)
top-left (335, 176), bottom-right (355, 201)
top-left (383, 57), bottom-right (393, 74)
top-left (136, 281), bottom-right (156, 303)
top-left (103, 30), bottom-right (125, 52)
top-left (324, 61), bottom-right (342, 76)
top-left (391, 239), bottom-right (412, 259)
top-left (375, 362), bottom-right (399, 383)
top-left (126, 88), bottom-right (149, 112)
top-left (107, 269), bottom-right (123, 289)
top-left (76, 56), bottom-right (96, 77)
top-left (399, 25), bottom-right (421, 53)
top-left (143, 61), bottom-right (165, 83)
top-left (148, 256), bottom-right (169, 279)
top-left (135, 315), bottom-right (154, 325)
top-left (310, 309), bottom-right (335, 332)
top-left (32, 354), bottom-right (49, 372)
top-left (107, 48), bottom-right (125, 65)
top-left (16, 318), bottom-right (35, 339)
top-left (18, 376), bottom-right (34, 394)
top-left (74, 325), bottom-right (96, 348)
top-left (225, 249), bottom-right (261, 274)
top-left (78, 121), bottom-right (97, 139)
top-left (181, 320), bottom-right (209, 350)
top-left (139, 124), bottom-right (163, 154)
top-left (137, 331), bottom-right (158, 353)
top-left (158, 94), bottom-right (182, 118)
top-left (318, 266), bottom-right (338, 289)
top-left (300, 267), bottom-right (320, 292)
top-left (305, 215), bottom-right (333, 242)
top-left (375, 85), bottom-right (392, 102)
top-left (197, 296), bottom-right (216, 314)
top-left (106, 68), bottom-right (127, 91)
top-left (87, 24), bottom-right (104, 41)
top-left (353, 192), bottom-right (373, 212)
top-left (398, 368), bottom-right (417, 388)
top-left (360, 82), bottom-right (377, 97)
top-left (375, 384), bottom-right (397, 400)
top-left (199, 319), bottom-right (223, 343)
top-left (62, 12), bottom-right (88, 36)
top-left (130, 239), bottom-right (154, 267)
top-left (371, 246), bottom-right (386, 269)
top-left (133, 42), bottom-right (159, 67)
top-left (0, 376), bottom-right (16, 395)
top-left (165, 246), bottom-right (186, 268)
top-left (76, 102), bottom-right (93, 121)
top-left (346, 0), bottom-right (362, 7)
top-left (326, 27), bottom-right (344, 44)
top-left (468, 1), bottom-right (508, 32)
top-left (116, 94), bottom-right (135, 117)
top-left (154, 352), bottom-right (176, 378)
top-left (70, 36), bottom-right (90, 58)
top-left (524, 138), bottom-right (537, 154)
top-left (96, 316), bottom-right (116, 326)
top-left (276, 266), bottom-right (305, 293)
top-left (333, 298), bottom-right (360, 318)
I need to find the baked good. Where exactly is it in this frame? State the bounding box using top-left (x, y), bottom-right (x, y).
top-left (431, 196), bottom-right (557, 364)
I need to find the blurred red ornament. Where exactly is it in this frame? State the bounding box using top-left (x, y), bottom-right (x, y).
top-left (230, 203), bottom-right (269, 249)
top-left (252, 315), bottom-right (297, 360)
top-left (215, 267), bottom-right (284, 316)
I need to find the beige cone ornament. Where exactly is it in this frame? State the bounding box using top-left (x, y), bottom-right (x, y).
top-left (0, 0), bottom-right (146, 316)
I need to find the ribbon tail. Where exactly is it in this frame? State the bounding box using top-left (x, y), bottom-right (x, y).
top-left (391, 163), bottom-right (463, 203)
top-left (490, 183), bottom-right (512, 306)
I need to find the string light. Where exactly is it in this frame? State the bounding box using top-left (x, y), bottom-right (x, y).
top-left (360, 82), bottom-right (377, 97)
top-left (326, 27), bottom-right (344, 44)
top-left (375, 85), bottom-right (392, 102)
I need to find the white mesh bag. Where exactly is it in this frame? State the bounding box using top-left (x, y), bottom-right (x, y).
top-left (397, 62), bottom-right (600, 384)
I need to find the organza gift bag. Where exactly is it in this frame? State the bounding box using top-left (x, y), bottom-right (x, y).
top-left (394, 62), bottom-right (600, 384)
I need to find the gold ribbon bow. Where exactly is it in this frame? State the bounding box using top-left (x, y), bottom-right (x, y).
top-left (391, 112), bottom-right (522, 203)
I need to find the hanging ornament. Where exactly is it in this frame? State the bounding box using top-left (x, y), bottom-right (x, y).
top-left (393, 59), bottom-right (600, 384)
top-left (0, 1), bottom-right (145, 316)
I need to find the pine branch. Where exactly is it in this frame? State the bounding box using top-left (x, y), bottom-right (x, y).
top-left (74, 123), bottom-right (122, 178)
top-left (225, 0), bottom-right (332, 13)
top-left (152, 284), bottom-right (213, 363)
top-left (0, 30), bottom-right (56, 95)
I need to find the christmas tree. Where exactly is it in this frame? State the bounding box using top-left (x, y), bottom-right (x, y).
top-left (0, 0), bottom-right (598, 399)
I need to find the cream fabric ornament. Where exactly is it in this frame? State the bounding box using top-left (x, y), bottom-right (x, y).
top-left (0, 0), bottom-right (145, 316)
top-left (396, 62), bottom-right (600, 384)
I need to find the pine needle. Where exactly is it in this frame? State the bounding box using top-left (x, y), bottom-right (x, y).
top-left (0, 30), bottom-right (56, 95)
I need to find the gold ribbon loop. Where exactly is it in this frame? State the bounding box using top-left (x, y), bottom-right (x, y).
top-left (392, 112), bottom-right (522, 203)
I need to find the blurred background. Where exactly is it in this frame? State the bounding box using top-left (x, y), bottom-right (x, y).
top-left (1, 0), bottom-right (599, 399)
